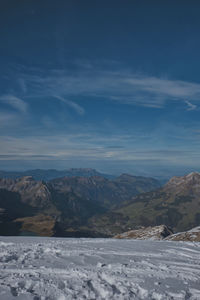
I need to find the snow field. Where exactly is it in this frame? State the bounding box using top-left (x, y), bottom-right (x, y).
top-left (0, 237), bottom-right (200, 299)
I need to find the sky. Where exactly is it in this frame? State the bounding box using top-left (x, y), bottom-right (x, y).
top-left (1, 1), bottom-right (200, 178)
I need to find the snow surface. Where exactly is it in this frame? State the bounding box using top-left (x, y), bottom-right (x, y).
top-left (0, 237), bottom-right (200, 299)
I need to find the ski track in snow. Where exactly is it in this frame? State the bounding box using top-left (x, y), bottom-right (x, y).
top-left (0, 237), bottom-right (200, 299)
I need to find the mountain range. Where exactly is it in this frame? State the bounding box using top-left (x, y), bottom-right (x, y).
top-left (90, 172), bottom-right (200, 236)
top-left (0, 171), bottom-right (160, 237)
top-left (0, 170), bottom-right (200, 238)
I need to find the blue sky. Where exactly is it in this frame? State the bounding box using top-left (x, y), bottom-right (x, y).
top-left (1, 1), bottom-right (200, 177)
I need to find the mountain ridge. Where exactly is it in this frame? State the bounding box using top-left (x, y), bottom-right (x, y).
top-left (89, 172), bottom-right (200, 236)
top-left (0, 171), bottom-right (200, 238)
top-left (0, 173), bottom-right (160, 237)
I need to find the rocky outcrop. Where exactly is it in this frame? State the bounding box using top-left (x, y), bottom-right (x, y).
top-left (114, 225), bottom-right (173, 240)
top-left (114, 224), bottom-right (200, 242)
top-left (165, 226), bottom-right (200, 242)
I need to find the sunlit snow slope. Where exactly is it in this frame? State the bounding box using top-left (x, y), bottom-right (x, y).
top-left (0, 237), bottom-right (200, 299)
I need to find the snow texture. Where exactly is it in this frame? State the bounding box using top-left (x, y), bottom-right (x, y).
top-left (0, 237), bottom-right (200, 299)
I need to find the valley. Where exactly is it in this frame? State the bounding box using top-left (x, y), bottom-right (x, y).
top-left (0, 169), bottom-right (200, 239)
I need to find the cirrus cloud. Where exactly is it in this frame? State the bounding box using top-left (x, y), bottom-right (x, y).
top-left (0, 94), bottom-right (27, 113)
top-left (16, 64), bottom-right (200, 110)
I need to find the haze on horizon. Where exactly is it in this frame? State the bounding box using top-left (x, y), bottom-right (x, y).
top-left (1, 1), bottom-right (200, 178)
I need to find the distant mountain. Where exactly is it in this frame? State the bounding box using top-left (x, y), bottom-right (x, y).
top-left (90, 172), bottom-right (200, 236)
top-left (50, 174), bottom-right (160, 209)
top-left (0, 176), bottom-right (105, 236)
top-left (0, 168), bottom-right (114, 181)
top-left (0, 174), bottom-right (160, 237)
top-left (5, 172), bottom-right (200, 238)
top-left (0, 176), bottom-right (54, 209)
top-left (2, 172), bottom-right (200, 238)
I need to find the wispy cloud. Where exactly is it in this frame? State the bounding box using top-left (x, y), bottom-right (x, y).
top-left (0, 129), bottom-right (199, 163)
top-left (0, 95), bottom-right (27, 113)
top-left (54, 96), bottom-right (85, 115)
top-left (16, 65), bottom-right (200, 109)
top-left (1, 125), bottom-right (200, 176)
top-left (185, 100), bottom-right (197, 111)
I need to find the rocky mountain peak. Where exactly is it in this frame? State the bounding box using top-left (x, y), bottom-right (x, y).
top-left (0, 176), bottom-right (52, 208)
top-left (164, 171), bottom-right (200, 194)
top-left (185, 171), bottom-right (200, 180)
